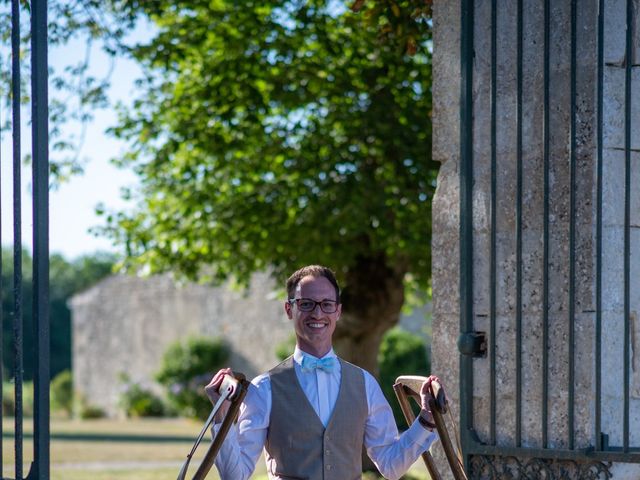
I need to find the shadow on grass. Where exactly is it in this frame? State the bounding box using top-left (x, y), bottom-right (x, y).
top-left (3, 431), bottom-right (198, 443)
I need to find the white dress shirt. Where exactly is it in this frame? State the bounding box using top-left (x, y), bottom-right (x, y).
top-left (214, 346), bottom-right (438, 480)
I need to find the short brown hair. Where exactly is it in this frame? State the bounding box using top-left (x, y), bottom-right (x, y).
top-left (286, 265), bottom-right (341, 303)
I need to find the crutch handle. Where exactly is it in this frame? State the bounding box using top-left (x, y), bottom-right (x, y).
top-left (394, 375), bottom-right (448, 413)
top-left (430, 380), bottom-right (448, 414)
top-left (177, 372), bottom-right (249, 480)
top-left (217, 373), bottom-right (245, 401)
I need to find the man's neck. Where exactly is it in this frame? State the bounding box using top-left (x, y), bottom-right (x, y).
top-left (297, 344), bottom-right (332, 358)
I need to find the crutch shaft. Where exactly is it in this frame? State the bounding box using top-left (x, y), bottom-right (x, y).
top-left (393, 383), bottom-right (443, 480)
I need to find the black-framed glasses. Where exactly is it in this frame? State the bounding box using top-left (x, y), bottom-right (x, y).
top-left (288, 298), bottom-right (339, 313)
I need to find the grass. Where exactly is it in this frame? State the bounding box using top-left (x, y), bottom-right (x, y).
top-left (2, 417), bottom-right (429, 479)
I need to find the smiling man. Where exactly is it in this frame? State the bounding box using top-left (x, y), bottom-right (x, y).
top-left (206, 265), bottom-right (444, 480)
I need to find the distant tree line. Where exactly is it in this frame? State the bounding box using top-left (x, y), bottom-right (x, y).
top-left (1, 248), bottom-right (115, 380)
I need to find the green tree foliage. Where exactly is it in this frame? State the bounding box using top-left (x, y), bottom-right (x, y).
top-left (156, 336), bottom-right (229, 419)
top-left (94, 0), bottom-right (436, 376)
top-left (378, 327), bottom-right (429, 427)
top-left (350, 0), bottom-right (432, 56)
top-left (1, 248), bottom-right (115, 379)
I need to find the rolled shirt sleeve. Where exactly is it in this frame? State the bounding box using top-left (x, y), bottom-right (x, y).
top-left (213, 374), bottom-right (271, 480)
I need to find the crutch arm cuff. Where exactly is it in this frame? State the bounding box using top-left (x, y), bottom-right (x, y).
top-left (418, 412), bottom-right (436, 431)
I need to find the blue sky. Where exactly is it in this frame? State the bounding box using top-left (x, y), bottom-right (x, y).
top-left (1, 27), bottom-right (144, 260)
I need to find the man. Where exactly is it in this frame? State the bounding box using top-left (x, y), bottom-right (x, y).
top-left (206, 264), bottom-right (444, 479)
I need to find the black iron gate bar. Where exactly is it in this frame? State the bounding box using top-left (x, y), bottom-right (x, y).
top-left (459, 0), bottom-right (474, 472)
top-left (3, 0), bottom-right (50, 479)
top-left (459, 0), bottom-right (640, 470)
top-left (31, 0), bottom-right (51, 476)
top-left (595, 0), bottom-right (604, 456)
top-left (488, 0), bottom-right (497, 450)
top-left (622, 0), bottom-right (633, 456)
top-left (514, 0), bottom-right (523, 451)
top-left (11, 0), bottom-right (25, 477)
top-left (541, 0), bottom-right (550, 452)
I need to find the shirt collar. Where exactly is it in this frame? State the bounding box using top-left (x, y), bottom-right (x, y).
top-left (293, 345), bottom-right (336, 366)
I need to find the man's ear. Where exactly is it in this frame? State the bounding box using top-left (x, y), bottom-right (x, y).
top-left (284, 301), bottom-right (293, 319)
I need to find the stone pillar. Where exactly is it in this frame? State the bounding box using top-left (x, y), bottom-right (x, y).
top-left (431, 0), bottom-right (640, 478)
top-left (431, 0), bottom-right (463, 476)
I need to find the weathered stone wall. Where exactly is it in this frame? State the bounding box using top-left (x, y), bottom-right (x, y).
top-left (71, 272), bottom-right (291, 416)
top-left (71, 272), bottom-right (431, 416)
top-left (432, 0), bottom-right (639, 478)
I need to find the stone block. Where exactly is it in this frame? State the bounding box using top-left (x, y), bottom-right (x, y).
top-left (520, 313), bottom-right (545, 448)
top-left (632, 310), bottom-right (640, 399)
top-left (521, 230), bottom-right (545, 314)
top-left (603, 0), bottom-right (628, 67)
top-left (432, 161), bottom-right (461, 317)
top-left (472, 232), bottom-right (491, 316)
top-left (574, 224), bottom-right (596, 312)
top-left (574, 312), bottom-right (596, 447)
top-left (521, 152), bottom-right (545, 232)
top-left (432, 0), bottom-right (460, 166)
top-left (601, 226), bottom-right (626, 311)
top-left (431, 312), bottom-right (461, 403)
top-left (603, 66), bottom-right (626, 150)
top-left (495, 232), bottom-right (517, 314)
top-left (632, 227), bottom-right (640, 311)
top-left (609, 463), bottom-right (640, 479)
top-left (631, 394), bottom-right (640, 445)
top-left (473, 185), bottom-right (490, 234)
top-left (602, 391), bottom-right (625, 446)
top-left (633, 152), bottom-right (640, 227)
top-left (471, 394), bottom-right (491, 444)
top-left (636, 0), bottom-right (640, 67)
top-left (547, 225), bottom-right (571, 313)
top-left (633, 70), bottom-right (640, 150)
top-left (471, 2), bottom-right (492, 169)
top-left (600, 308), bottom-right (629, 447)
top-left (602, 149), bottom-right (626, 227)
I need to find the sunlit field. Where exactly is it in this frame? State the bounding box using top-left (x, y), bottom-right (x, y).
top-left (2, 417), bottom-right (429, 479)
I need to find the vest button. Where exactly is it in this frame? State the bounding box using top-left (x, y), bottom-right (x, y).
top-left (326, 464), bottom-right (332, 470)
top-left (325, 449), bottom-right (330, 455)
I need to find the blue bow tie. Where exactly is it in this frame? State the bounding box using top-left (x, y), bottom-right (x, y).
top-left (301, 355), bottom-right (335, 373)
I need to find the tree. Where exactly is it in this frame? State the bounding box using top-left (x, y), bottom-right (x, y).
top-left (93, 0), bottom-right (436, 377)
top-left (350, 0), bottom-right (433, 56)
top-left (0, 0), bottom-right (136, 184)
top-left (48, 252), bottom-right (116, 376)
top-left (1, 249), bottom-right (115, 379)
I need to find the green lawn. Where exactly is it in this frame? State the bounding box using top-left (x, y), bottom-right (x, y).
top-left (2, 418), bottom-right (429, 479)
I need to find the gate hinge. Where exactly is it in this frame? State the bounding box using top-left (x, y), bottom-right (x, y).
top-left (457, 331), bottom-right (487, 358)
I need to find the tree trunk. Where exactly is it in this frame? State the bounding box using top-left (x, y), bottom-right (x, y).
top-left (333, 254), bottom-right (407, 378)
top-left (332, 254), bottom-right (407, 474)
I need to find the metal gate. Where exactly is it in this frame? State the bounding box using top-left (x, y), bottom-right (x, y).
top-left (1, 0), bottom-right (50, 478)
top-left (459, 0), bottom-right (638, 477)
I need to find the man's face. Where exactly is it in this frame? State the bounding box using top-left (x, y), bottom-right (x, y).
top-left (285, 275), bottom-right (341, 358)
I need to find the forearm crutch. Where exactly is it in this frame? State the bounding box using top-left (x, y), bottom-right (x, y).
top-left (177, 373), bottom-right (250, 480)
top-left (393, 375), bottom-right (468, 480)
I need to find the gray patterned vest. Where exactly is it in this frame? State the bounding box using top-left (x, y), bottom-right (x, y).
top-left (265, 355), bottom-right (368, 480)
